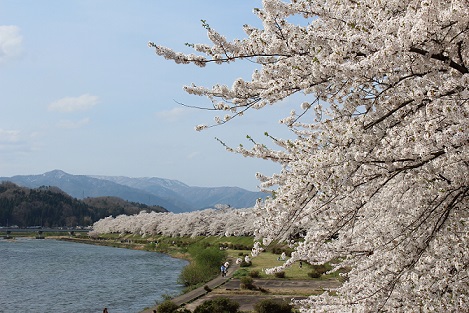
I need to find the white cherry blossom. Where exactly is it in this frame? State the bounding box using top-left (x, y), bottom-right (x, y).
top-left (142, 0), bottom-right (469, 311)
top-left (91, 207), bottom-right (258, 238)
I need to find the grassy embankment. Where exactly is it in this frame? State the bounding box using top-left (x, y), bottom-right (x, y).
top-left (3, 231), bottom-right (346, 313)
top-left (64, 233), bottom-right (253, 291)
top-left (3, 231), bottom-right (345, 298)
top-left (64, 233), bottom-right (346, 282)
top-left (3, 231), bottom-right (346, 280)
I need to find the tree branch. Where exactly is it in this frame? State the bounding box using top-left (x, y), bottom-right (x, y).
top-left (409, 47), bottom-right (468, 74)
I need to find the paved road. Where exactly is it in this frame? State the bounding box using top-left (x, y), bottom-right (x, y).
top-left (140, 265), bottom-right (341, 312)
top-left (140, 263), bottom-right (239, 313)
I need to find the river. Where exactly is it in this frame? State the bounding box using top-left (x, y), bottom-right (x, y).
top-left (0, 238), bottom-right (188, 313)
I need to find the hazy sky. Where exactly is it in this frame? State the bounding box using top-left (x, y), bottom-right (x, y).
top-left (0, 1), bottom-right (298, 191)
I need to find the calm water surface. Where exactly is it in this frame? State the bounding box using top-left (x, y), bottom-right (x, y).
top-left (0, 238), bottom-right (188, 313)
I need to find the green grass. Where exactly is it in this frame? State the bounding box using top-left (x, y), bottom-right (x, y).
top-left (230, 249), bottom-right (346, 280)
top-left (230, 250), bottom-right (310, 279)
top-left (63, 233), bottom-right (347, 282)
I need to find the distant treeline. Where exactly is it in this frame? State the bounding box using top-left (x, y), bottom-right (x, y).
top-left (0, 181), bottom-right (167, 228)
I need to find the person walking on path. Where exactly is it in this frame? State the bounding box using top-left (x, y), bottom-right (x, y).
top-left (141, 262), bottom-right (240, 313)
top-left (220, 264), bottom-right (226, 277)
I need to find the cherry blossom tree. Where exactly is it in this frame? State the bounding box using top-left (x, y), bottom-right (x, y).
top-left (91, 207), bottom-right (257, 238)
top-left (149, 0), bottom-right (468, 311)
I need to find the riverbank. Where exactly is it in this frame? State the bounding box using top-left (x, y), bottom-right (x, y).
top-left (60, 234), bottom-right (344, 312)
top-left (58, 236), bottom-right (152, 252)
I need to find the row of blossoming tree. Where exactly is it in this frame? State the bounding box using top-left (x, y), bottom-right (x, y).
top-left (91, 208), bottom-right (257, 238)
top-left (99, 0), bottom-right (469, 311)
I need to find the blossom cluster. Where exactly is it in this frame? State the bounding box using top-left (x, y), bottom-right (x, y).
top-left (149, 0), bottom-right (468, 311)
top-left (91, 207), bottom-right (257, 238)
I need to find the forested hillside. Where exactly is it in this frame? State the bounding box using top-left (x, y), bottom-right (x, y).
top-left (0, 182), bottom-right (167, 228)
top-left (0, 170), bottom-right (266, 212)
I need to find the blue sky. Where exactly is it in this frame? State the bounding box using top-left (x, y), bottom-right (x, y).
top-left (0, 1), bottom-right (297, 191)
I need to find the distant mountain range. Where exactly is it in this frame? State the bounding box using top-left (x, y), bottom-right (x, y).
top-left (0, 181), bottom-right (167, 228)
top-left (0, 170), bottom-right (266, 213)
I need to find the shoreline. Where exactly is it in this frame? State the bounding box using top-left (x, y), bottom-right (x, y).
top-left (57, 236), bottom-right (195, 312)
top-left (58, 235), bottom-right (229, 312)
top-left (0, 234), bottom-right (189, 313)
top-left (57, 235), bottom-right (192, 261)
top-left (5, 234), bottom-right (342, 312)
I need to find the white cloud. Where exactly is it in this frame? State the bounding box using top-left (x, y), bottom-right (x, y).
top-left (0, 129), bottom-right (28, 153)
top-left (0, 129), bottom-right (21, 143)
top-left (186, 151), bottom-right (201, 159)
top-left (57, 117), bottom-right (91, 129)
top-left (0, 25), bottom-right (23, 64)
top-left (155, 107), bottom-right (188, 121)
top-left (48, 94), bottom-right (99, 112)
